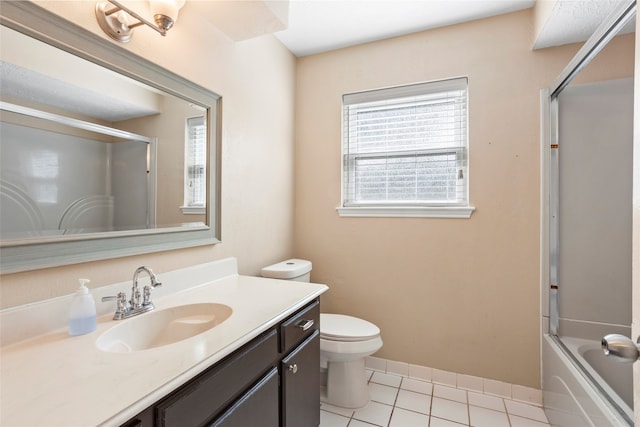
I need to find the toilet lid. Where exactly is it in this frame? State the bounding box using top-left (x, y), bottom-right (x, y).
top-left (320, 313), bottom-right (380, 342)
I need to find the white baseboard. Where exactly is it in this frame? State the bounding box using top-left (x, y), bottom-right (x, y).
top-left (364, 356), bottom-right (543, 407)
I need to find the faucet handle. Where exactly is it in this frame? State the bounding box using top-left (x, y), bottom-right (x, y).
top-left (101, 291), bottom-right (126, 304)
top-left (142, 285), bottom-right (157, 307)
top-left (102, 292), bottom-right (127, 320)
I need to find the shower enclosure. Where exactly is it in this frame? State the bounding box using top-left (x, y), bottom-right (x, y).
top-left (541, 1), bottom-right (637, 426)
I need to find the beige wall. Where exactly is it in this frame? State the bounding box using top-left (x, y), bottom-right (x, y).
top-left (1, 2), bottom-right (634, 391)
top-left (293, 9), bottom-right (634, 388)
top-left (0, 1), bottom-right (297, 308)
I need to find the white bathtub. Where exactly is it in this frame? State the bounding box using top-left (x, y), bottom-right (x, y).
top-left (542, 335), bottom-right (633, 426)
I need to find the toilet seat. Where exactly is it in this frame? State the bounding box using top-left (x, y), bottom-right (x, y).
top-left (320, 313), bottom-right (380, 342)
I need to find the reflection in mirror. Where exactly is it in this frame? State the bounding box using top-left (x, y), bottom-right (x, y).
top-left (0, 1), bottom-right (220, 273)
top-left (1, 25), bottom-right (206, 240)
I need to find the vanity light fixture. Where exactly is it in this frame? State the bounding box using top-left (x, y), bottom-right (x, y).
top-left (95, 0), bottom-right (185, 43)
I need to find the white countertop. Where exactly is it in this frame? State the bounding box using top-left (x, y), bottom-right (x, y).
top-left (0, 259), bottom-right (328, 427)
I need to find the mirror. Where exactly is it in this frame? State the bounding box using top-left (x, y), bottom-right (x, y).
top-left (0, 2), bottom-right (221, 274)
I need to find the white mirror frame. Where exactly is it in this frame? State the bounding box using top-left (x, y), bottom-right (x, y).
top-left (0, 1), bottom-right (222, 274)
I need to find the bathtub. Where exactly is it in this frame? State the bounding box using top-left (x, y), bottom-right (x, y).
top-left (542, 334), bottom-right (633, 426)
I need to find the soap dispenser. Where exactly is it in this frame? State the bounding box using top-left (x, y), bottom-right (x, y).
top-left (68, 278), bottom-right (97, 336)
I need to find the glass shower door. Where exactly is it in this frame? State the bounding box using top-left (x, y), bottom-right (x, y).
top-left (555, 77), bottom-right (634, 416)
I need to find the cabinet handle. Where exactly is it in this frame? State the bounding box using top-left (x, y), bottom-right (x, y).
top-left (296, 319), bottom-right (314, 331)
top-left (288, 364), bottom-right (298, 374)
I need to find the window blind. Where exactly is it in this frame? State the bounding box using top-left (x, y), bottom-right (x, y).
top-left (342, 77), bottom-right (468, 207)
top-left (185, 116), bottom-right (206, 207)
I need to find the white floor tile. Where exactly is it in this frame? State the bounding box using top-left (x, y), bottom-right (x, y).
top-left (433, 384), bottom-right (467, 403)
top-left (353, 401), bottom-right (393, 426)
top-left (505, 400), bottom-right (549, 423)
top-left (395, 389), bottom-right (432, 415)
top-left (369, 382), bottom-right (399, 405)
top-left (388, 407), bottom-right (429, 427)
top-left (509, 414), bottom-right (552, 427)
top-left (321, 402), bottom-right (356, 418)
top-left (431, 397), bottom-right (469, 425)
top-left (469, 405), bottom-right (510, 427)
top-left (365, 369), bottom-right (374, 382)
top-left (468, 391), bottom-right (505, 412)
top-left (320, 410), bottom-right (351, 427)
top-left (429, 416), bottom-right (467, 427)
top-left (370, 371), bottom-right (403, 388)
top-left (401, 377), bottom-right (433, 395)
top-left (322, 359), bottom-right (549, 427)
top-left (348, 420), bottom-right (379, 427)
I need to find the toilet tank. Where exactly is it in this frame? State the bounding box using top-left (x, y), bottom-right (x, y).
top-left (261, 259), bottom-right (312, 282)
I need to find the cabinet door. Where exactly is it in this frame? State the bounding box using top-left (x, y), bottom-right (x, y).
top-left (281, 331), bottom-right (320, 427)
top-left (211, 368), bottom-right (279, 427)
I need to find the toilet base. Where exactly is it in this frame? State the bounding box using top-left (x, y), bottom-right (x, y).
top-left (325, 358), bottom-right (369, 409)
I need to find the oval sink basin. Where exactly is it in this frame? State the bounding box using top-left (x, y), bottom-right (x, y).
top-left (96, 303), bottom-right (232, 353)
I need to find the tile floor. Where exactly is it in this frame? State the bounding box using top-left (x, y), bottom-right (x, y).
top-left (320, 371), bottom-right (551, 427)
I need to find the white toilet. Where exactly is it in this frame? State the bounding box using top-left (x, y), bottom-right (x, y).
top-left (261, 259), bottom-right (383, 409)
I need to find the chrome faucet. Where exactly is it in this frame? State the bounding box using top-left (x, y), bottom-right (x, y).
top-left (102, 266), bottom-right (162, 320)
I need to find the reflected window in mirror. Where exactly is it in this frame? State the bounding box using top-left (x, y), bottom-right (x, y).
top-left (182, 116), bottom-right (206, 215)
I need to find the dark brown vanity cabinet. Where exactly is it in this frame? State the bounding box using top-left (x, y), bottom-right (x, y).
top-left (121, 299), bottom-right (320, 427)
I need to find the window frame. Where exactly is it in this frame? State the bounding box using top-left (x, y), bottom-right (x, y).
top-left (338, 77), bottom-right (475, 218)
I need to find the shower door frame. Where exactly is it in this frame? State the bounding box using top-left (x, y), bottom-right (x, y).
top-left (542, 0), bottom-right (636, 424)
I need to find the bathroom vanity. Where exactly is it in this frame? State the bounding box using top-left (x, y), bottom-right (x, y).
top-left (0, 258), bottom-right (328, 427)
top-left (122, 300), bottom-right (320, 427)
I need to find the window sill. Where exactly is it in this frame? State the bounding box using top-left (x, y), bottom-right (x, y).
top-left (180, 206), bottom-right (206, 215)
top-left (336, 205), bottom-right (475, 218)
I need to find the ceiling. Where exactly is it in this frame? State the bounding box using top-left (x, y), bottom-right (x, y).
top-left (272, 0), bottom-right (634, 57)
top-left (533, 0), bottom-right (634, 49)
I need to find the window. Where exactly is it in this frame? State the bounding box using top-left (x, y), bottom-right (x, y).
top-left (181, 116), bottom-right (206, 214)
top-left (338, 77), bottom-right (474, 218)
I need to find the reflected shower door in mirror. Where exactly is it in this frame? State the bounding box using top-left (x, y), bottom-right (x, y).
top-left (1, 111), bottom-right (155, 238)
top-left (0, 1), bottom-right (220, 273)
top-left (1, 25), bottom-right (206, 240)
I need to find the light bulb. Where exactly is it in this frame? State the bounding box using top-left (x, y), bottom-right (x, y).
top-left (115, 10), bottom-right (129, 26)
top-left (149, 0), bottom-right (185, 31)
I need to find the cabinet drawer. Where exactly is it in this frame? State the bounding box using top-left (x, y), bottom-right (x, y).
top-left (157, 329), bottom-right (278, 427)
top-left (280, 300), bottom-right (319, 354)
top-left (210, 368), bottom-right (279, 427)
